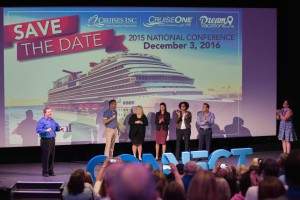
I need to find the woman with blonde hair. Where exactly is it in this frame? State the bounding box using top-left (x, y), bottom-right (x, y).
top-left (129, 105), bottom-right (148, 161)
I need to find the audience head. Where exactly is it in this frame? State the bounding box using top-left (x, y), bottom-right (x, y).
top-left (100, 162), bottom-right (124, 198)
top-left (187, 170), bottom-right (218, 200)
top-left (110, 163), bottom-right (157, 200)
top-left (163, 181), bottom-right (186, 200)
top-left (65, 153), bottom-right (299, 200)
top-left (248, 165), bottom-right (261, 186)
top-left (67, 169), bottom-right (85, 195)
top-left (215, 163), bottom-right (239, 197)
top-left (184, 161), bottom-right (199, 176)
top-left (258, 176), bottom-right (286, 200)
top-left (84, 171), bottom-right (93, 186)
top-left (237, 164), bottom-right (249, 176)
top-left (251, 157), bottom-right (263, 167)
top-left (144, 163), bottom-right (154, 171)
top-left (239, 170), bottom-right (254, 197)
top-left (152, 170), bottom-right (167, 198)
top-left (176, 163), bottom-right (185, 175)
top-left (260, 158), bottom-right (280, 177)
top-left (277, 153), bottom-right (288, 171)
top-left (216, 177), bottom-right (231, 200)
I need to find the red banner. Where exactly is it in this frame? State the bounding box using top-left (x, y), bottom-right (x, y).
top-left (4, 15), bottom-right (79, 48)
top-left (17, 29), bottom-right (127, 61)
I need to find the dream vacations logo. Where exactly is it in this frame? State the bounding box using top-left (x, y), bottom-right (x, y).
top-left (199, 15), bottom-right (234, 28)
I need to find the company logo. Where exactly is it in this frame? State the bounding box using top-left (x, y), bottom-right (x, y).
top-left (143, 16), bottom-right (193, 27)
top-left (86, 148), bottom-right (253, 181)
top-left (199, 15), bottom-right (234, 28)
top-left (88, 15), bottom-right (138, 28)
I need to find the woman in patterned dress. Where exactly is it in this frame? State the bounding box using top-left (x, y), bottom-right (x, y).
top-left (277, 100), bottom-right (297, 154)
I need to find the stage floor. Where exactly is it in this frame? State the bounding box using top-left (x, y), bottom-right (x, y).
top-left (0, 150), bottom-right (283, 189)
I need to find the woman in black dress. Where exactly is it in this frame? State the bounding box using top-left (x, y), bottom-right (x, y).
top-left (129, 106), bottom-right (148, 160)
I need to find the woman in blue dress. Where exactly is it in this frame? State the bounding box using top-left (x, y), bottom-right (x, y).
top-left (277, 100), bottom-right (297, 154)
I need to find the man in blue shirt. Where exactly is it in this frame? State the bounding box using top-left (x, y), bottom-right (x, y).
top-left (196, 103), bottom-right (215, 152)
top-left (102, 99), bottom-right (118, 158)
top-left (36, 107), bottom-right (64, 177)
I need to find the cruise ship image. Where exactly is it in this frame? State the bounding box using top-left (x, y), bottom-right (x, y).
top-left (46, 53), bottom-right (224, 142)
top-left (47, 53), bottom-right (206, 114)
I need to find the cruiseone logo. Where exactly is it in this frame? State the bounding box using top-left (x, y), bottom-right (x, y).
top-left (88, 15), bottom-right (138, 27)
top-left (199, 15), bottom-right (234, 28)
top-left (143, 16), bottom-right (193, 27)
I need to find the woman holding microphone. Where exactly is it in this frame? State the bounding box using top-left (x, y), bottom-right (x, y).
top-left (277, 100), bottom-right (297, 154)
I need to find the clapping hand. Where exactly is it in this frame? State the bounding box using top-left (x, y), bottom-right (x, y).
top-left (135, 120), bottom-right (143, 124)
top-left (46, 128), bottom-right (52, 132)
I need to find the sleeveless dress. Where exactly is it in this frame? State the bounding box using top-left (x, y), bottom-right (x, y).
top-left (129, 114), bottom-right (148, 145)
top-left (278, 108), bottom-right (297, 141)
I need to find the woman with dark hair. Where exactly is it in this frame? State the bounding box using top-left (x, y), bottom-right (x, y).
top-left (155, 102), bottom-right (170, 160)
top-left (84, 172), bottom-right (93, 186)
top-left (63, 169), bottom-right (94, 200)
top-left (276, 100), bottom-right (298, 154)
top-left (231, 169), bottom-right (256, 200)
top-left (175, 101), bottom-right (192, 160)
top-left (258, 176), bottom-right (286, 200)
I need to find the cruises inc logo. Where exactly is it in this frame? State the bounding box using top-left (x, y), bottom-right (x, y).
top-left (199, 15), bottom-right (234, 28)
top-left (143, 16), bottom-right (193, 27)
top-left (88, 15), bottom-right (138, 27)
